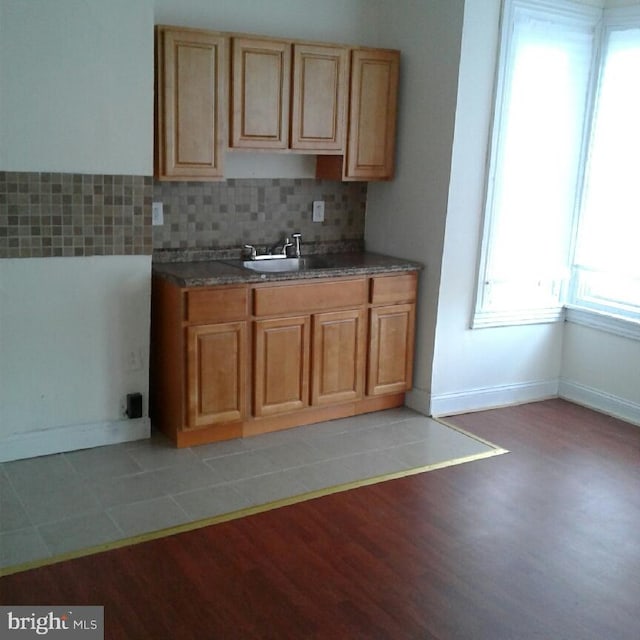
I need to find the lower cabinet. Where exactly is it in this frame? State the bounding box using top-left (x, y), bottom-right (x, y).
top-left (254, 315), bottom-right (310, 417)
top-left (367, 304), bottom-right (415, 396)
top-left (186, 321), bottom-right (248, 428)
top-left (253, 308), bottom-right (367, 415)
top-left (312, 309), bottom-right (366, 406)
top-left (151, 271), bottom-right (417, 447)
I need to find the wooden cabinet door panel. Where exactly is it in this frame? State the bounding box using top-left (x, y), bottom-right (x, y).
top-left (368, 304), bottom-right (415, 396)
top-left (312, 309), bottom-right (366, 406)
top-left (345, 49), bottom-right (399, 180)
top-left (231, 38), bottom-right (290, 149)
top-left (254, 316), bottom-right (310, 416)
top-left (187, 322), bottom-right (247, 429)
top-left (291, 44), bottom-right (348, 152)
top-left (157, 28), bottom-right (226, 180)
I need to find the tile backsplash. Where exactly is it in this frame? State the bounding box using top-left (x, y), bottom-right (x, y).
top-left (0, 173), bottom-right (367, 259)
top-left (0, 172), bottom-right (152, 258)
top-left (152, 178), bottom-right (367, 252)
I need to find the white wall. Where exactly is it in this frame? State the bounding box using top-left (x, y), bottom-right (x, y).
top-left (364, 0), bottom-right (466, 413)
top-left (0, 258), bottom-right (151, 461)
top-left (561, 324), bottom-right (640, 424)
top-left (153, 0), bottom-right (376, 44)
top-left (0, 0), bottom-right (153, 175)
top-left (0, 0), bottom-right (154, 460)
top-left (428, 0), bottom-right (564, 415)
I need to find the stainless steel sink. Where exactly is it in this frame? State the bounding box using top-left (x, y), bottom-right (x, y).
top-left (240, 258), bottom-right (303, 273)
top-left (226, 255), bottom-right (333, 273)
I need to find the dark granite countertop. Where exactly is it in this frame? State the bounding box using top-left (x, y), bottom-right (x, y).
top-left (153, 251), bottom-right (423, 288)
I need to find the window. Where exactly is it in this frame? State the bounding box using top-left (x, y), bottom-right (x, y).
top-left (570, 24), bottom-right (640, 320)
top-left (475, 0), bottom-right (640, 332)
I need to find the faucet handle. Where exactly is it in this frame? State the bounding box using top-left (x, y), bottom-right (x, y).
top-left (291, 233), bottom-right (302, 258)
top-left (243, 244), bottom-right (257, 260)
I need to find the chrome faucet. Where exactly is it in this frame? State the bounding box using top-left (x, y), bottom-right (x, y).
top-left (291, 232), bottom-right (302, 258)
top-left (243, 234), bottom-right (300, 261)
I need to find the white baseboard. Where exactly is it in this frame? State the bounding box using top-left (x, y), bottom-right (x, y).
top-left (0, 418), bottom-right (151, 463)
top-left (430, 379), bottom-right (559, 417)
top-left (559, 379), bottom-right (640, 427)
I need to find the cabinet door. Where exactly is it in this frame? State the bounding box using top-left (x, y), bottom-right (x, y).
top-left (367, 304), bottom-right (415, 396)
top-left (291, 44), bottom-right (348, 152)
top-left (231, 37), bottom-right (291, 149)
top-left (312, 309), bottom-right (366, 406)
top-left (156, 27), bottom-right (226, 180)
top-left (186, 322), bottom-right (247, 429)
top-left (345, 48), bottom-right (399, 180)
top-left (254, 316), bottom-right (310, 416)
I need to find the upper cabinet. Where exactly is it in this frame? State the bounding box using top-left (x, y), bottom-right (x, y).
top-left (154, 26), bottom-right (399, 181)
top-left (346, 48), bottom-right (400, 180)
top-left (230, 38), bottom-right (348, 153)
top-left (155, 27), bottom-right (227, 181)
top-left (230, 37), bottom-right (291, 149)
top-left (290, 43), bottom-right (348, 152)
top-left (317, 48), bottom-right (400, 181)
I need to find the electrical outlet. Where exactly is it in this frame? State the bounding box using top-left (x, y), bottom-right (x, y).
top-left (124, 349), bottom-right (143, 372)
top-left (312, 200), bottom-right (325, 223)
top-left (152, 202), bottom-right (164, 226)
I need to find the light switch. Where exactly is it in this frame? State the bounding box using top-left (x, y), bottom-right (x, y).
top-left (152, 202), bottom-right (164, 226)
top-left (312, 200), bottom-right (325, 223)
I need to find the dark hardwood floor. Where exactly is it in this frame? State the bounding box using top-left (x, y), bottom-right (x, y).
top-left (2, 399), bottom-right (639, 639)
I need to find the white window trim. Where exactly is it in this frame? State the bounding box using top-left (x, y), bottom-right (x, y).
top-left (565, 305), bottom-right (640, 341)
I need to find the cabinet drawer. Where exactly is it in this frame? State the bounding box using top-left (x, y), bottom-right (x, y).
top-left (185, 287), bottom-right (249, 323)
top-left (253, 278), bottom-right (367, 316)
top-left (370, 273), bottom-right (417, 305)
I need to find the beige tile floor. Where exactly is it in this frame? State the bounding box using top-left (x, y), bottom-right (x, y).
top-left (0, 408), bottom-right (503, 573)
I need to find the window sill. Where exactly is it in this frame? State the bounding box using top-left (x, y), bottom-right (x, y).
top-left (472, 306), bottom-right (565, 329)
top-left (565, 305), bottom-right (640, 340)
top-left (471, 304), bottom-right (640, 341)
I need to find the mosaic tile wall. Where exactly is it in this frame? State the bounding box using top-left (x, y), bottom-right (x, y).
top-left (0, 172), bottom-right (153, 258)
top-left (152, 178), bottom-right (367, 252)
top-left (0, 174), bottom-right (366, 259)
